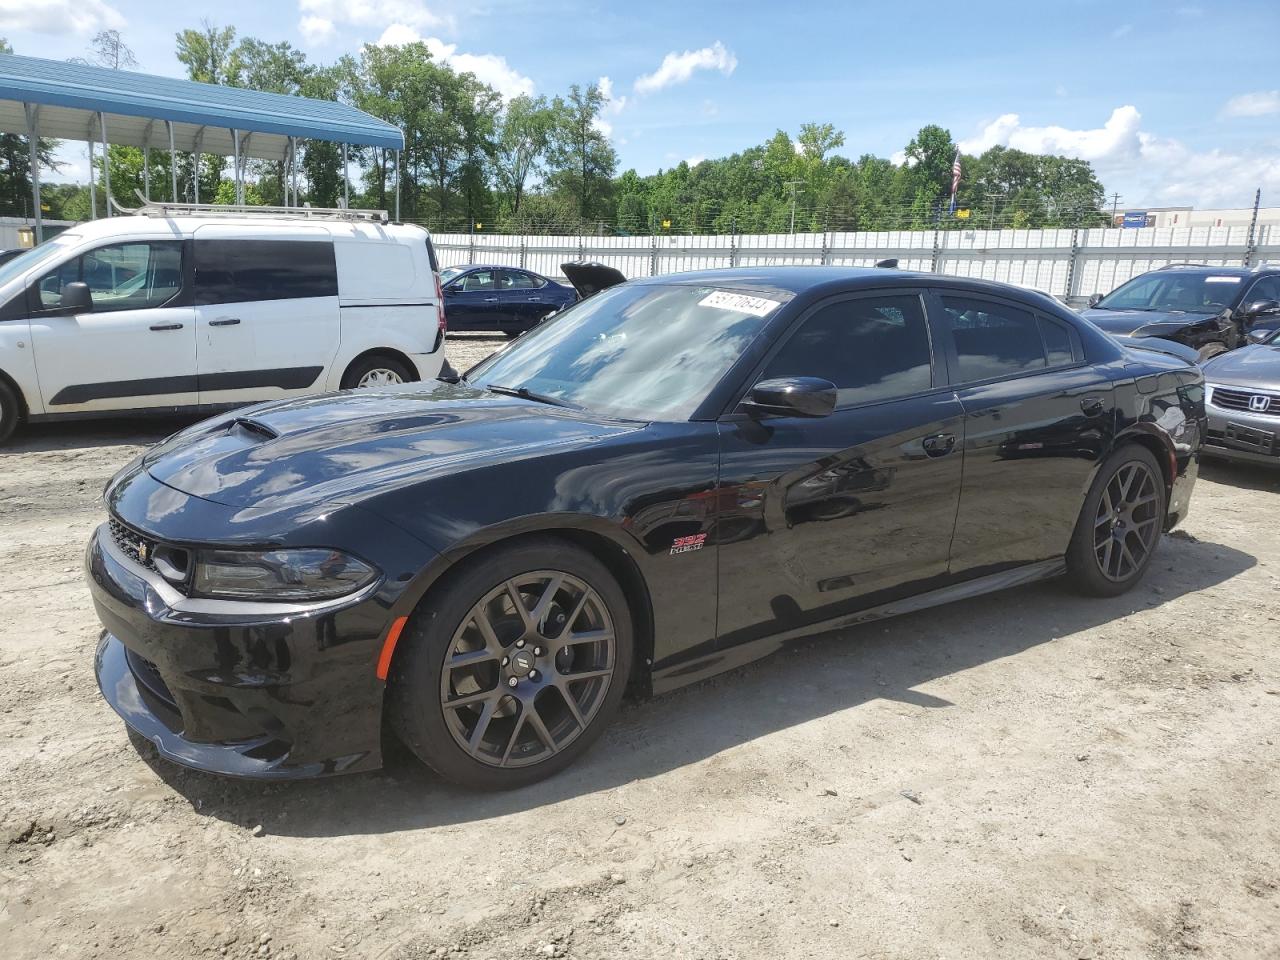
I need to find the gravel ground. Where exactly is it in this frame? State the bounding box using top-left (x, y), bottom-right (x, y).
top-left (2, 333), bottom-right (1279, 959)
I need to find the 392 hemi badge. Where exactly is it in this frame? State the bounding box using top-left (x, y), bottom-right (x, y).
top-left (670, 533), bottom-right (707, 556)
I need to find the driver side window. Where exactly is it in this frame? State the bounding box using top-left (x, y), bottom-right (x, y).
top-left (35, 241), bottom-right (184, 313)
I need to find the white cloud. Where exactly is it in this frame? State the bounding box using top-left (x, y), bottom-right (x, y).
top-left (957, 106), bottom-right (1280, 208)
top-left (374, 24), bottom-right (534, 99)
top-left (1110, 23), bottom-right (1133, 40)
top-left (297, 0), bottom-right (450, 45)
top-left (634, 41), bottom-right (736, 94)
top-left (1221, 90), bottom-right (1280, 118)
top-left (598, 76), bottom-right (627, 116)
top-left (299, 15), bottom-right (336, 45)
top-left (686, 154), bottom-right (706, 167)
top-left (0, 0), bottom-right (124, 34)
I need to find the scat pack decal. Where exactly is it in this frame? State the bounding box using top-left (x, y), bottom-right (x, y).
top-left (670, 533), bottom-right (707, 556)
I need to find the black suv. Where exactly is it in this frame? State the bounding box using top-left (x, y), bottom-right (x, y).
top-left (1080, 263), bottom-right (1280, 362)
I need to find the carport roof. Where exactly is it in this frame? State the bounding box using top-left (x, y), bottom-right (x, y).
top-left (0, 52), bottom-right (404, 160)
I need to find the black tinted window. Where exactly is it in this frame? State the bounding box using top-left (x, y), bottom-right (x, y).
top-left (195, 239), bottom-right (337, 305)
top-left (943, 296), bottom-right (1046, 381)
top-left (763, 295), bottom-right (934, 406)
top-left (1039, 316), bottom-right (1077, 367)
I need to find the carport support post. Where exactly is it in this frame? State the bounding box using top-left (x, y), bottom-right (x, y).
top-left (166, 121), bottom-right (178, 202)
top-left (23, 103), bottom-right (42, 243)
top-left (394, 149), bottom-right (401, 222)
top-left (231, 128), bottom-right (242, 205)
top-left (342, 142), bottom-right (349, 208)
top-left (193, 128), bottom-right (206, 205)
top-left (99, 113), bottom-right (112, 217)
top-left (291, 137), bottom-right (300, 207)
top-left (143, 148), bottom-right (150, 201)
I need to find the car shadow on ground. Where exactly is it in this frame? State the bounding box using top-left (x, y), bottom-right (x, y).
top-left (132, 532), bottom-right (1257, 836)
top-left (1199, 458), bottom-right (1280, 492)
top-left (3, 416), bottom-right (198, 454)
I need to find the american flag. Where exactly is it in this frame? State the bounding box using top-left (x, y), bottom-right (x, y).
top-left (949, 151), bottom-right (962, 214)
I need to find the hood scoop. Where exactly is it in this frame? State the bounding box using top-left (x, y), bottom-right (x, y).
top-left (230, 416), bottom-right (279, 441)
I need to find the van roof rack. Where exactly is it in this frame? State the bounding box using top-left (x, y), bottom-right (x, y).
top-left (111, 193), bottom-right (390, 224)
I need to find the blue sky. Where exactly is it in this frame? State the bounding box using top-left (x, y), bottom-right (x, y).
top-left (3, 0), bottom-right (1279, 208)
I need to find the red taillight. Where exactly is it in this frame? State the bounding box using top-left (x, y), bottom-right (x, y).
top-left (435, 272), bottom-right (447, 333)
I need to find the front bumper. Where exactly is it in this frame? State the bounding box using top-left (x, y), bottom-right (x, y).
top-left (1204, 397), bottom-right (1280, 466)
top-left (88, 523), bottom-right (394, 779)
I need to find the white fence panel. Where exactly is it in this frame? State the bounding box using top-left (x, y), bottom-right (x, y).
top-left (429, 224), bottom-right (1280, 298)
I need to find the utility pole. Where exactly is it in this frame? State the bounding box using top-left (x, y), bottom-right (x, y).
top-left (785, 180), bottom-right (803, 234)
top-left (1109, 192), bottom-right (1123, 225)
top-left (1244, 188), bottom-right (1262, 267)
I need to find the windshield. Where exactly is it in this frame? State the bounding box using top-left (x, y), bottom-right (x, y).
top-left (440, 266), bottom-right (466, 284)
top-left (0, 235), bottom-right (78, 291)
top-left (468, 282), bottom-right (790, 421)
top-left (1096, 272), bottom-right (1242, 314)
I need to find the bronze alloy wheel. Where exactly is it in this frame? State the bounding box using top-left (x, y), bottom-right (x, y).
top-left (438, 570), bottom-right (617, 768)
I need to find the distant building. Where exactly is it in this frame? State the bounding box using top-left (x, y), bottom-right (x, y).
top-left (1111, 206), bottom-right (1280, 229)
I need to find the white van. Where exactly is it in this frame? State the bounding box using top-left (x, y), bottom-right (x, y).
top-left (0, 207), bottom-right (447, 443)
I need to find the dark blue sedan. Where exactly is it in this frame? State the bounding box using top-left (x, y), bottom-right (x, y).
top-left (440, 265), bottom-right (578, 336)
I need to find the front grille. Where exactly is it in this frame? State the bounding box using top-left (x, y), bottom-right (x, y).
top-left (1209, 386), bottom-right (1280, 417)
top-left (109, 517), bottom-right (158, 571)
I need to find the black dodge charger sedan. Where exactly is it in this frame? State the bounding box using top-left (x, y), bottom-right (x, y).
top-left (90, 267), bottom-right (1206, 788)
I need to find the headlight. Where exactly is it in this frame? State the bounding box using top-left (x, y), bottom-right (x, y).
top-left (191, 548), bottom-right (377, 601)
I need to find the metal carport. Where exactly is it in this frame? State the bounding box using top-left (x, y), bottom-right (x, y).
top-left (0, 52), bottom-right (406, 241)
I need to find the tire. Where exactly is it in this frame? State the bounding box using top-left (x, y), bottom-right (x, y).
top-left (1196, 342), bottom-right (1228, 363)
top-left (1065, 444), bottom-right (1166, 597)
top-left (387, 537), bottom-right (634, 789)
top-left (340, 354), bottom-right (416, 390)
top-left (0, 378), bottom-right (19, 445)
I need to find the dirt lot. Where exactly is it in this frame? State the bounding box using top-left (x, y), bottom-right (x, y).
top-left (3, 333), bottom-right (1279, 960)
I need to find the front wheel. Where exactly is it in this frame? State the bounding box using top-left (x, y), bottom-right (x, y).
top-left (0, 379), bottom-right (18, 445)
top-left (387, 538), bottom-right (633, 788)
top-left (1065, 444), bottom-right (1166, 596)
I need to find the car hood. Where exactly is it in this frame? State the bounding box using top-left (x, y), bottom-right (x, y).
top-left (1080, 308), bottom-right (1208, 336)
top-left (1201, 342), bottom-right (1280, 390)
top-left (561, 261), bottom-right (627, 298)
top-left (141, 382), bottom-right (643, 511)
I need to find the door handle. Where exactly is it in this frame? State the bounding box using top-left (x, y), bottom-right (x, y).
top-left (483, 297), bottom-right (500, 302)
top-left (527, 297), bottom-right (541, 301)
top-left (922, 433), bottom-right (957, 457)
top-left (1080, 396), bottom-right (1105, 417)
top-left (149, 322), bottom-right (184, 331)
top-left (209, 317), bottom-right (241, 327)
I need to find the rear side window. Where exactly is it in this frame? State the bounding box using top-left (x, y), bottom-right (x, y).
top-left (1038, 316), bottom-right (1078, 367)
top-left (195, 239), bottom-right (337, 305)
top-left (502, 270), bottom-right (543, 290)
top-left (762, 295), bottom-right (934, 407)
top-left (942, 296), bottom-right (1047, 382)
top-left (425, 237), bottom-right (440, 274)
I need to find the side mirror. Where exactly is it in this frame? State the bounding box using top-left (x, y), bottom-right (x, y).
top-left (741, 377), bottom-right (837, 419)
top-left (1247, 326), bottom-right (1276, 344)
top-left (1087, 293), bottom-right (1102, 308)
top-left (1244, 299), bottom-right (1280, 320)
top-left (60, 281), bottom-right (93, 313)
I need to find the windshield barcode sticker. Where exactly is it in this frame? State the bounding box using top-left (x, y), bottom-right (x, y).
top-left (1204, 276), bottom-right (1242, 283)
top-left (698, 290), bottom-right (781, 317)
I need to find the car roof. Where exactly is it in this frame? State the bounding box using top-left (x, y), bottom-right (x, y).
top-left (449, 263), bottom-right (545, 274)
top-left (58, 215), bottom-right (430, 245)
top-left (628, 265), bottom-right (1058, 301)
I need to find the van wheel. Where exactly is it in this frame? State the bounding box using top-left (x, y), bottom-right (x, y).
top-left (1196, 342), bottom-right (1228, 363)
top-left (0, 379), bottom-right (19, 445)
top-left (341, 355), bottom-right (416, 390)
top-left (1065, 444), bottom-right (1166, 597)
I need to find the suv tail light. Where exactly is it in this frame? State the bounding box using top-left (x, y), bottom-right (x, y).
top-left (435, 272), bottom-right (447, 334)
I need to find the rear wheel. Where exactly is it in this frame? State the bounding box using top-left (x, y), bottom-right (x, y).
top-left (0, 379), bottom-right (18, 445)
top-left (1065, 444), bottom-right (1166, 596)
top-left (341, 354), bottom-right (416, 390)
top-left (387, 538), bottom-right (633, 789)
top-left (1197, 342), bottom-right (1228, 363)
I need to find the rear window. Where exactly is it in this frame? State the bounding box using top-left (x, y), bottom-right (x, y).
top-left (194, 239), bottom-right (337, 305)
top-left (425, 237), bottom-right (440, 274)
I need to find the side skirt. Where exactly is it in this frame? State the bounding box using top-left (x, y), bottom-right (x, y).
top-left (650, 557), bottom-right (1067, 695)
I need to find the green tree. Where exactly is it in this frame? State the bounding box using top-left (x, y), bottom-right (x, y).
top-left (493, 95), bottom-right (554, 221)
top-left (176, 21), bottom-right (238, 84)
top-left (546, 84), bottom-right (617, 222)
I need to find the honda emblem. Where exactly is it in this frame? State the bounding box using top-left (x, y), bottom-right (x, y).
top-left (1249, 395), bottom-right (1272, 413)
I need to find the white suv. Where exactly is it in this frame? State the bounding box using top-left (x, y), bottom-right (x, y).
top-left (0, 210), bottom-right (447, 443)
